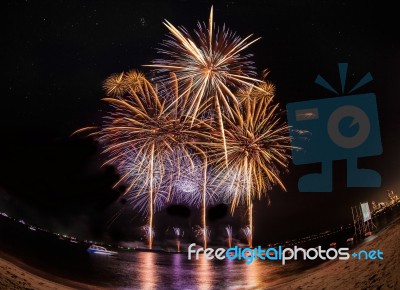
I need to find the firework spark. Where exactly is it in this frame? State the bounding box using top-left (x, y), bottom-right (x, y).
top-left (225, 225), bottom-right (233, 248)
top-left (147, 6), bottom-right (263, 161)
top-left (193, 225), bottom-right (210, 246)
top-left (171, 154), bottom-right (217, 207)
top-left (237, 81), bottom-right (275, 104)
top-left (241, 226), bottom-right (252, 247)
top-left (117, 151), bottom-right (168, 215)
top-left (143, 225), bottom-right (155, 246)
top-left (173, 227), bottom-right (184, 252)
top-left (173, 227), bottom-right (183, 238)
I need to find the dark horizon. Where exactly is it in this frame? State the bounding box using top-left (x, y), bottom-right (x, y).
top-left (1, 0), bottom-right (399, 245)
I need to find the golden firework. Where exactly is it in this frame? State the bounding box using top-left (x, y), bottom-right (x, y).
top-left (79, 72), bottom-right (212, 248)
top-left (146, 7), bottom-right (265, 162)
top-left (207, 87), bottom-right (291, 246)
top-left (76, 7), bottom-right (292, 249)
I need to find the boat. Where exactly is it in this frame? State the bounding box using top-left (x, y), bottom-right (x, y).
top-left (87, 244), bottom-right (118, 255)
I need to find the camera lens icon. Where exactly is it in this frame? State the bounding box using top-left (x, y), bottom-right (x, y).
top-left (286, 93), bottom-right (382, 192)
top-left (286, 63), bottom-right (383, 192)
top-left (327, 105), bottom-right (370, 149)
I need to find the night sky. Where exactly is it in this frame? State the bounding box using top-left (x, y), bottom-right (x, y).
top-left (1, 0), bottom-right (399, 245)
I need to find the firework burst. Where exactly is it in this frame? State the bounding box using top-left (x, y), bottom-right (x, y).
top-left (237, 82), bottom-right (275, 104)
top-left (103, 72), bottom-right (127, 97)
top-left (193, 225), bottom-right (211, 246)
top-left (208, 85), bottom-right (291, 248)
top-left (147, 6), bottom-right (263, 161)
top-left (116, 150), bottom-right (168, 215)
top-left (211, 93), bottom-right (291, 210)
top-left (241, 226), bottom-right (252, 247)
top-left (76, 7), bottom-right (292, 250)
top-left (170, 154), bottom-right (217, 207)
top-left (143, 225), bottom-right (155, 245)
top-left (173, 227), bottom-right (184, 252)
top-left (173, 227), bottom-right (184, 238)
top-left (75, 72), bottom-right (211, 249)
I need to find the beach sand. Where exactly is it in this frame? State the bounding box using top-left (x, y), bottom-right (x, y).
top-left (1, 218), bottom-right (399, 289)
top-left (270, 217), bottom-right (400, 289)
top-left (0, 253), bottom-right (103, 290)
top-left (0, 256), bottom-right (73, 290)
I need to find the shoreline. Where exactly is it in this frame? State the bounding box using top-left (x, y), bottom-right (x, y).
top-left (268, 216), bottom-right (400, 289)
top-left (1, 217), bottom-right (399, 289)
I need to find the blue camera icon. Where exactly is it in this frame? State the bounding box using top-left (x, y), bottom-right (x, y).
top-left (287, 63), bottom-right (382, 192)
